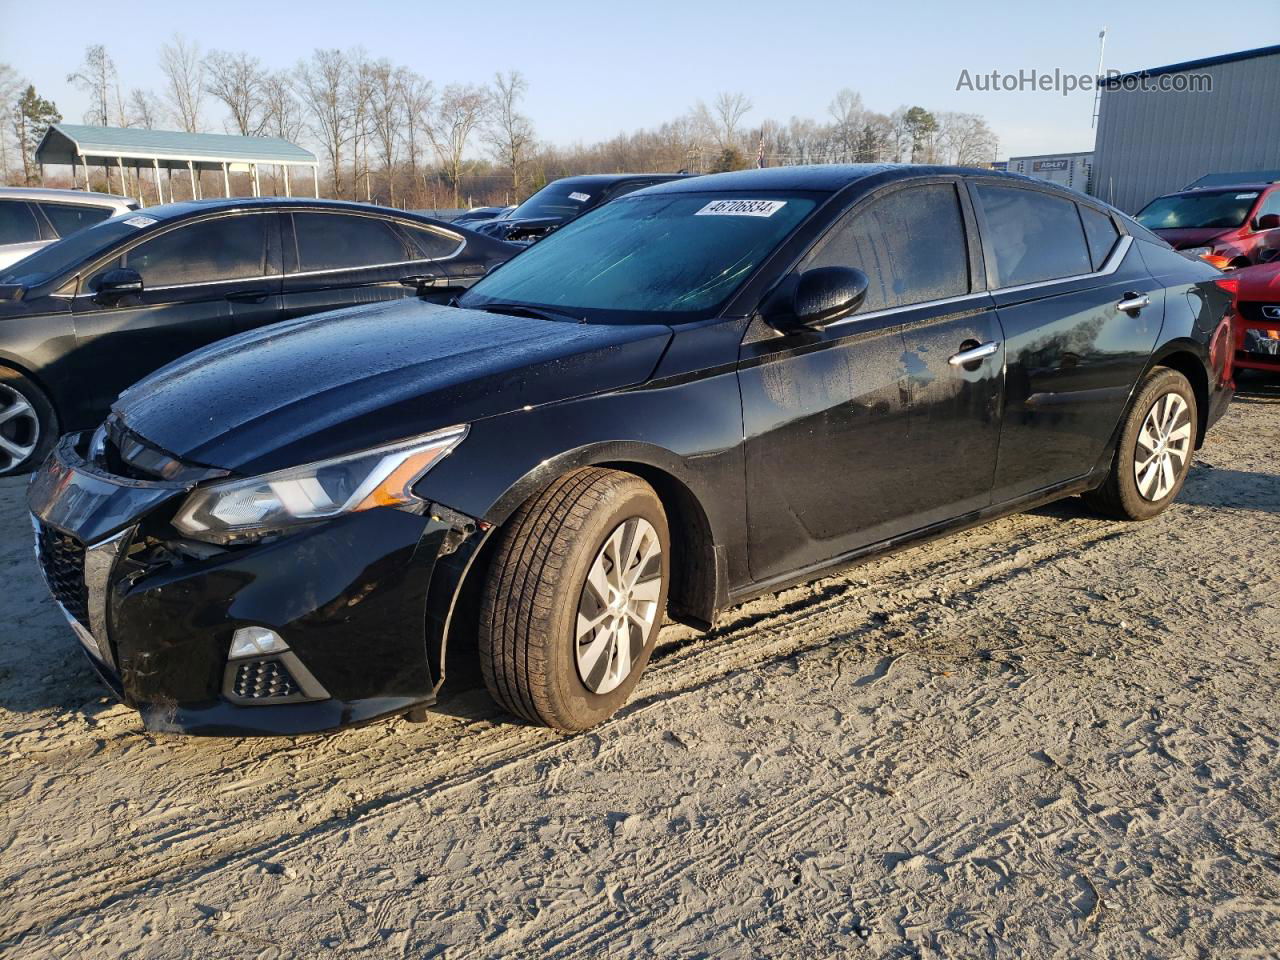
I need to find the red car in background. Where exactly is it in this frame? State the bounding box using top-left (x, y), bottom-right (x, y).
top-left (1233, 263), bottom-right (1280, 375)
top-left (1135, 182), bottom-right (1280, 269)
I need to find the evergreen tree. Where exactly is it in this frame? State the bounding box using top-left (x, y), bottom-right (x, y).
top-left (12, 85), bottom-right (60, 185)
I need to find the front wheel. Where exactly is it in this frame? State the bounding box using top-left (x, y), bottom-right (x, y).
top-left (478, 468), bottom-right (670, 731)
top-left (1083, 367), bottom-right (1197, 520)
top-left (0, 368), bottom-right (57, 476)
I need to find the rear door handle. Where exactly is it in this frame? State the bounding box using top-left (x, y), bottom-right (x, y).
top-left (948, 340), bottom-right (999, 367)
top-left (227, 289), bottom-right (270, 304)
top-left (1117, 293), bottom-right (1151, 314)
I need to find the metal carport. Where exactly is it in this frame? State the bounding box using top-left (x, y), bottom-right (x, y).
top-left (34, 123), bottom-right (320, 205)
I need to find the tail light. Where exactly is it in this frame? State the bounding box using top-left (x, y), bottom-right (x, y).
top-left (1211, 276), bottom-right (1239, 385)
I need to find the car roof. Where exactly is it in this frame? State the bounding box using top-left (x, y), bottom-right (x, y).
top-left (1159, 184), bottom-right (1275, 198)
top-left (0, 186), bottom-right (135, 206)
top-left (548, 173), bottom-right (688, 188)
top-left (120, 196), bottom-right (458, 224)
top-left (640, 163), bottom-right (1052, 195)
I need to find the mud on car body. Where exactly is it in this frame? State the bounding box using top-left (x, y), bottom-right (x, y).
top-left (30, 165), bottom-right (1235, 735)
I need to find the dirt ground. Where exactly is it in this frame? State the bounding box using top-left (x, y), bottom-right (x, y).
top-left (1, 379), bottom-right (1277, 960)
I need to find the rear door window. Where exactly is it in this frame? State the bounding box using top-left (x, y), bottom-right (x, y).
top-left (976, 185), bottom-right (1092, 287)
top-left (806, 182), bottom-right (971, 312)
top-left (1078, 205), bottom-right (1120, 270)
top-left (0, 200), bottom-right (41, 245)
top-left (291, 212), bottom-right (413, 272)
top-left (37, 202), bottom-right (115, 238)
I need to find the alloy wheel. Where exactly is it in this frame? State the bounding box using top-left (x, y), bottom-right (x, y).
top-left (0, 383), bottom-right (39, 473)
top-left (1133, 392), bottom-right (1191, 501)
top-left (575, 516), bottom-right (663, 695)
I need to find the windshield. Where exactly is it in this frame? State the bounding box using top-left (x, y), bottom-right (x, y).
top-left (460, 192), bottom-right (819, 321)
top-left (1135, 190), bottom-right (1258, 230)
top-left (0, 214), bottom-right (146, 285)
top-left (508, 182), bottom-right (601, 221)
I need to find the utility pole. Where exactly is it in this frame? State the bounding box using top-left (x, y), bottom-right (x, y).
top-left (1091, 27), bottom-right (1108, 129)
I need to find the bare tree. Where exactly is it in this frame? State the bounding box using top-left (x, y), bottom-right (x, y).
top-left (295, 49), bottom-right (356, 196)
top-left (367, 60), bottom-right (408, 205)
top-left (429, 83), bottom-right (487, 208)
top-left (67, 45), bottom-right (116, 126)
top-left (205, 50), bottom-right (266, 136)
top-left (828, 88), bottom-right (865, 160)
top-left (937, 111), bottom-right (998, 166)
top-left (261, 72), bottom-right (303, 141)
top-left (346, 51), bottom-right (374, 202)
top-left (484, 71), bottom-right (535, 201)
top-left (128, 88), bottom-right (163, 129)
top-left (712, 91), bottom-right (752, 148)
top-left (160, 35), bottom-right (205, 132)
top-left (396, 72), bottom-right (432, 206)
top-left (0, 63), bottom-right (23, 182)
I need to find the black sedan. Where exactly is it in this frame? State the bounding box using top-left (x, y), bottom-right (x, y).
top-left (0, 198), bottom-right (517, 474)
top-left (29, 165), bottom-right (1234, 735)
top-left (470, 173), bottom-right (687, 244)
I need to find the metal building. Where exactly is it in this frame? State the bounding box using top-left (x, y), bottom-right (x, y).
top-left (1005, 152), bottom-right (1093, 192)
top-left (35, 124), bottom-right (320, 206)
top-left (1091, 44), bottom-right (1280, 213)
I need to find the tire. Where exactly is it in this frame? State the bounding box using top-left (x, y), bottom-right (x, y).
top-left (478, 468), bottom-right (670, 731)
top-left (0, 367), bottom-right (57, 477)
top-left (1083, 367), bottom-right (1197, 521)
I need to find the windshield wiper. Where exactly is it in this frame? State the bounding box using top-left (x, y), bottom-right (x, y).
top-left (469, 301), bottom-right (584, 324)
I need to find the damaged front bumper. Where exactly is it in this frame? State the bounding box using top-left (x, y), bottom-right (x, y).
top-left (28, 432), bottom-right (478, 735)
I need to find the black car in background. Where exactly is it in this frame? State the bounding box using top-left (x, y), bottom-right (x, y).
top-left (451, 205), bottom-right (514, 226)
top-left (470, 173), bottom-right (688, 244)
top-left (29, 165), bottom-right (1234, 736)
top-left (0, 197), bottom-right (517, 474)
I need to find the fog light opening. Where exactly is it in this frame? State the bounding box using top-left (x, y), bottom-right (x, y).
top-left (229, 626), bottom-right (289, 659)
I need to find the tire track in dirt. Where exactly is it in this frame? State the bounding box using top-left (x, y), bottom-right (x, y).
top-left (2, 502), bottom-right (1137, 949)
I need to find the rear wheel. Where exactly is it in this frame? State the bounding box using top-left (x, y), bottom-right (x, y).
top-left (1083, 367), bottom-right (1197, 520)
top-left (0, 368), bottom-right (56, 476)
top-left (478, 468), bottom-right (669, 731)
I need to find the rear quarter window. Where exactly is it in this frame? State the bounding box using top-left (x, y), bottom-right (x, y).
top-left (37, 202), bottom-right (115, 238)
top-left (1078, 205), bottom-right (1120, 270)
top-left (292, 212), bottom-right (413, 272)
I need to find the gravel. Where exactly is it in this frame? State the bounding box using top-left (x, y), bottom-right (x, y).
top-left (1, 379), bottom-right (1277, 959)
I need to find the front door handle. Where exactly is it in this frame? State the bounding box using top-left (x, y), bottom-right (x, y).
top-left (227, 289), bottom-right (269, 304)
top-left (948, 340), bottom-right (999, 367)
top-left (1117, 292), bottom-right (1151, 314)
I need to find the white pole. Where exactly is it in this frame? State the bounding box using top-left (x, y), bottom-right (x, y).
top-left (1092, 28), bottom-right (1108, 129)
top-left (223, 162), bottom-right (230, 197)
top-left (252, 163), bottom-right (261, 197)
top-left (188, 160), bottom-right (197, 200)
top-left (116, 156), bottom-right (126, 196)
top-left (283, 164), bottom-right (291, 197)
top-left (313, 165), bottom-right (320, 198)
top-left (154, 159), bottom-right (163, 205)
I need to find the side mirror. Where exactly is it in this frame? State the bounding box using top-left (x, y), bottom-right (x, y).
top-left (767, 266), bottom-right (869, 333)
top-left (1255, 213), bottom-right (1280, 231)
top-left (95, 267), bottom-right (143, 305)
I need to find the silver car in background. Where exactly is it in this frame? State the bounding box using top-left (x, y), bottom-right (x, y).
top-left (0, 188), bottom-right (138, 270)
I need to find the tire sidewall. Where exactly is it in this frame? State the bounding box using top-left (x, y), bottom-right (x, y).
top-left (1113, 369), bottom-right (1197, 520)
top-left (543, 484), bottom-right (670, 729)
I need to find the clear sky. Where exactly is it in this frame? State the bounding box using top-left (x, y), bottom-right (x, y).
top-left (2, 0), bottom-right (1276, 159)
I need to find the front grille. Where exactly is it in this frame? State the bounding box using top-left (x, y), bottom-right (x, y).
top-left (233, 659), bottom-right (301, 699)
top-left (36, 524), bottom-right (89, 625)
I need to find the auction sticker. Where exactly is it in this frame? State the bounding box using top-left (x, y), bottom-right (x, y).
top-left (568, 191), bottom-right (591, 202)
top-left (695, 199), bottom-right (786, 217)
top-left (124, 215), bottom-right (158, 228)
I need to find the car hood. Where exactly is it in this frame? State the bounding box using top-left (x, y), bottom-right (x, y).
top-left (1152, 226), bottom-right (1236, 249)
top-left (1235, 262), bottom-right (1280, 302)
top-left (114, 299), bottom-right (673, 476)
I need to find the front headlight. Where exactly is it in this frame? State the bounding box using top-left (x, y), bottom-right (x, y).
top-left (172, 425), bottom-right (468, 544)
top-left (1181, 246), bottom-right (1213, 259)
